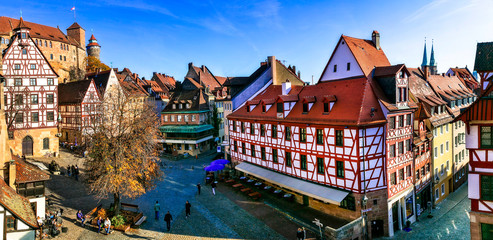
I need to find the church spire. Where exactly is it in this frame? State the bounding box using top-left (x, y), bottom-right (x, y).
top-left (430, 39), bottom-right (436, 67)
top-left (429, 39), bottom-right (437, 75)
top-left (421, 38), bottom-right (428, 67)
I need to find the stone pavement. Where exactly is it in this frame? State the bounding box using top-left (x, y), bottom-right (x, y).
top-left (378, 182), bottom-right (470, 240)
top-left (36, 150), bottom-right (294, 240)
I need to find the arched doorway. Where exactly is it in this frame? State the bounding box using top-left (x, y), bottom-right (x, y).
top-left (22, 136), bottom-right (33, 156)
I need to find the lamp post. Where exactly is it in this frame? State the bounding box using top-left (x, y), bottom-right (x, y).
top-left (313, 218), bottom-right (324, 240)
top-left (429, 175), bottom-right (440, 217)
top-left (362, 194), bottom-right (369, 240)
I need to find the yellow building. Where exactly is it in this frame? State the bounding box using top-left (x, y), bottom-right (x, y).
top-left (432, 123), bottom-right (454, 203)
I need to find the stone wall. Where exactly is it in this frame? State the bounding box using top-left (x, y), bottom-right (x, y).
top-left (325, 216), bottom-right (363, 240)
top-left (470, 211), bottom-right (493, 240)
top-left (8, 128), bottom-right (59, 157)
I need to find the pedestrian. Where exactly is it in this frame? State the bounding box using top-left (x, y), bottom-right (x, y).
top-left (302, 227), bottom-right (306, 239)
top-left (197, 183), bottom-right (201, 195)
top-left (211, 181), bottom-right (217, 195)
top-left (67, 165), bottom-right (71, 176)
top-left (296, 227), bottom-right (304, 240)
top-left (104, 217), bottom-right (111, 234)
top-left (76, 210), bottom-right (85, 227)
top-left (185, 201), bottom-right (191, 219)
top-left (164, 211), bottom-right (173, 231)
top-left (154, 201), bottom-right (161, 220)
top-left (59, 208), bottom-right (64, 216)
top-left (75, 165), bottom-right (79, 181)
top-left (97, 216), bottom-right (103, 233)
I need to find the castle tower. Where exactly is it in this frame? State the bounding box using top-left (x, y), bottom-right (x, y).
top-left (86, 34), bottom-right (101, 60)
top-left (429, 40), bottom-right (437, 75)
top-left (67, 22), bottom-right (85, 48)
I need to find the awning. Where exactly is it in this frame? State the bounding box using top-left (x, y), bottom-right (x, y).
top-left (159, 124), bottom-right (213, 133)
top-left (235, 162), bottom-right (349, 205)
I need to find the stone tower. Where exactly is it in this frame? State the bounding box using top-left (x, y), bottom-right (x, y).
top-left (86, 34), bottom-right (101, 60)
top-left (67, 22), bottom-right (85, 48)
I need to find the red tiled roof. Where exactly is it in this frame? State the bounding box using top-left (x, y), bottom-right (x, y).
top-left (342, 35), bottom-right (391, 76)
top-left (0, 17), bottom-right (81, 47)
top-left (13, 17), bottom-right (30, 30)
top-left (58, 80), bottom-right (94, 104)
top-left (191, 65), bottom-right (222, 89)
top-left (89, 34), bottom-right (97, 40)
top-left (216, 76), bottom-right (227, 85)
top-left (278, 95), bottom-right (299, 102)
top-left (449, 68), bottom-right (480, 90)
top-left (229, 78), bottom-right (386, 126)
top-left (14, 157), bottom-right (50, 184)
top-left (374, 64), bottom-right (406, 77)
top-left (67, 22), bottom-right (83, 30)
top-left (0, 179), bottom-right (38, 228)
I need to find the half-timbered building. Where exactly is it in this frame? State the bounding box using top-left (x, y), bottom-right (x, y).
top-left (2, 18), bottom-right (59, 157)
top-left (229, 31), bottom-right (418, 238)
top-left (58, 79), bottom-right (101, 145)
top-left (458, 41), bottom-right (493, 240)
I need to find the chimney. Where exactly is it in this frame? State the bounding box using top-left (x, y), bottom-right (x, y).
top-left (268, 56), bottom-right (278, 85)
top-left (372, 30), bottom-right (380, 50)
top-left (423, 66), bottom-right (429, 80)
top-left (202, 65), bottom-right (206, 73)
top-left (188, 62), bottom-right (193, 69)
top-left (8, 159), bottom-right (15, 190)
top-left (282, 80), bottom-right (291, 95)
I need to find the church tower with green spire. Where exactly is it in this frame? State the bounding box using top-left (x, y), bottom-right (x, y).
top-left (429, 40), bottom-right (437, 75)
top-left (421, 39), bottom-right (428, 68)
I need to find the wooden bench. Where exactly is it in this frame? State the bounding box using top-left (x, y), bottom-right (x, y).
top-left (248, 192), bottom-right (261, 200)
top-left (232, 183), bottom-right (243, 188)
top-left (85, 204), bottom-right (103, 225)
top-left (226, 179), bottom-right (235, 184)
top-left (121, 203), bottom-right (147, 227)
top-left (240, 188), bottom-right (252, 193)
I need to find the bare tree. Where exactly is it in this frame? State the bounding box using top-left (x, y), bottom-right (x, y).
top-left (84, 86), bottom-right (162, 215)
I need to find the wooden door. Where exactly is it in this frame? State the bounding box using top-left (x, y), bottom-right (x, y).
top-left (22, 136), bottom-right (33, 156)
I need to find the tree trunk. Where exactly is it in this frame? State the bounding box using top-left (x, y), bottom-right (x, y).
top-left (113, 192), bottom-right (121, 215)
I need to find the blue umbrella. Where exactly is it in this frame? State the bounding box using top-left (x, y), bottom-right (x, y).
top-left (204, 164), bottom-right (225, 172)
top-left (211, 159), bottom-right (230, 165)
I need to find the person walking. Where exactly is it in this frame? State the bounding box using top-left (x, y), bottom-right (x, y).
top-left (154, 201), bottom-right (161, 220)
top-left (164, 211), bottom-right (173, 231)
top-left (97, 216), bottom-right (103, 233)
top-left (197, 183), bottom-right (201, 195)
top-left (296, 227), bottom-right (304, 240)
top-left (74, 165), bottom-right (79, 181)
top-left (211, 181), bottom-right (217, 195)
top-left (104, 217), bottom-right (111, 235)
top-left (185, 201), bottom-right (191, 219)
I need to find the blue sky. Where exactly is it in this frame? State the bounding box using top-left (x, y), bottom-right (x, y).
top-left (3, 0), bottom-right (493, 82)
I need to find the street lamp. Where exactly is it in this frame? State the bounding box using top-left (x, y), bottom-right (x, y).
top-left (362, 194), bottom-right (369, 240)
top-left (313, 218), bottom-right (324, 240)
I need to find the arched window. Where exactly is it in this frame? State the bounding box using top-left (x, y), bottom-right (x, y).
top-left (43, 138), bottom-right (49, 150)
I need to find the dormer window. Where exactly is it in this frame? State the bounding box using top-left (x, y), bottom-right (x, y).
top-left (324, 103), bottom-right (329, 113)
top-left (246, 105), bottom-right (250, 112)
top-left (172, 104), bottom-right (176, 109)
top-left (22, 49), bottom-right (27, 54)
top-left (333, 64), bottom-right (337, 72)
top-left (302, 103), bottom-right (308, 113)
top-left (277, 102), bottom-right (283, 113)
top-left (399, 71), bottom-right (405, 78)
top-left (186, 103), bottom-right (190, 109)
top-left (21, 32), bottom-right (27, 39)
top-left (179, 104), bottom-right (183, 109)
top-left (262, 104), bottom-right (266, 113)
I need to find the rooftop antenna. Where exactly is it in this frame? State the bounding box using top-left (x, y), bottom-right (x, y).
top-left (311, 75), bottom-right (314, 85)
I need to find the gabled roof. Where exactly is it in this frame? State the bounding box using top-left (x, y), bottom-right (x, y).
top-left (457, 83), bottom-right (493, 122)
top-left (0, 17), bottom-right (82, 48)
top-left (86, 70), bottom-right (113, 95)
top-left (374, 64), bottom-right (408, 77)
top-left (448, 67), bottom-right (480, 90)
top-left (58, 80), bottom-right (93, 104)
top-left (229, 78), bottom-right (386, 126)
top-left (162, 89), bottom-right (210, 113)
top-left (474, 42), bottom-right (493, 72)
top-left (0, 179), bottom-right (38, 228)
top-left (186, 64), bottom-right (224, 90)
top-left (342, 35), bottom-right (390, 76)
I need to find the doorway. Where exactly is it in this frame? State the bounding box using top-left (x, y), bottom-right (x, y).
top-left (392, 202), bottom-right (399, 232)
top-left (22, 136), bottom-right (33, 156)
